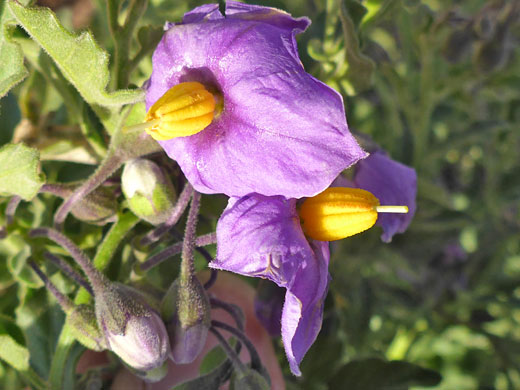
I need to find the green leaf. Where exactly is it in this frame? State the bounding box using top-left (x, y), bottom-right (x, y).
top-left (0, 1), bottom-right (28, 98)
top-left (8, 1), bottom-right (144, 107)
top-left (200, 345), bottom-right (227, 375)
top-left (0, 143), bottom-right (45, 200)
top-left (172, 359), bottom-right (233, 390)
top-left (0, 316), bottom-right (29, 371)
top-left (328, 358), bottom-right (442, 390)
top-left (7, 243), bottom-right (43, 288)
top-left (0, 92), bottom-right (21, 146)
top-left (0, 336), bottom-right (29, 371)
top-left (16, 286), bottom-right (65, 379)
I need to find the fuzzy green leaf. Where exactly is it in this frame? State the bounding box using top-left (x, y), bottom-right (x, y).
top-left (8, 0), bottom-right (144, 107)
top-left (0, 143), bottom-right (45, 200)
top-left (0, 1), bottom-right (28, 98)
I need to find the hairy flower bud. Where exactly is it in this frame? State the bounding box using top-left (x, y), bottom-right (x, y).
top-left (66, 304), bottom-right (106, 352)
top-left (95, 283), bottom-right (170, 371)
top-left (43, 183), bottom-right (117, 225)
top-left (161, 275), bottom-right (211, 364)
top-left (121, 158), bottom-right (177, 225)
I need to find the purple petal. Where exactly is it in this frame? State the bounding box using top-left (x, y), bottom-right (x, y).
top-left (146, 3), bottom-right (366, 198)
top-left (211, 194), bottom-right (330, 375)
top-left (353, 151), bottom-right (417, 242)
top-left (254, 279), bottom-right (285, 337)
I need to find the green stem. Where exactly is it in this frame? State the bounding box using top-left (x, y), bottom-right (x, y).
top-left (20, 368), bottom-right (47, 390)
top-left (108, 0), bottom-right (148, 89)
top-left (47, 327), bottom-right (76, 390)
top-left (75, 211), bottom-right (139, 305)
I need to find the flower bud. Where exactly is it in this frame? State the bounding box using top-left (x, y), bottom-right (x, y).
top-left (121, 158), bottom-right (177, 225)
top-left (66, 304), bottom-right (106, 352)
top-left (43, 183), bottom-right (117, 225)
top-left (95, 283), bottom-right (170, 371)
top-left (161, 275), bottom-right (211, 364)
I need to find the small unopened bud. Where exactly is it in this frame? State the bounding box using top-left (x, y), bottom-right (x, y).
top-left (161, 275), bottom-right (211, 364)
top-left (66, 304), bottom-right (106, 351)
top-left (121, 159), bottom-right (177, 225)
top-left (95, 283), bottom-right (170, 371)
top-left (42, 183), bottom-right (117, 225)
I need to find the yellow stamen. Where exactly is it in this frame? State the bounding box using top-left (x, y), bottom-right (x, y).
top-left (299, 187), bottom-right (408, 242)
top-left (144, 82), bottom-right (217, 141)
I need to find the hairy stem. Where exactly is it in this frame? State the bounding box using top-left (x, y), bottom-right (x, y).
top-left (29, 228), bottom-right (106, 293)
top-left (212, 320), bottom-right (262, 371)
top-left (139, 232), bottom-right (216, 271)
top-left (210, 327), bottom-right (247, 374)
top-left (180, 192), bottom-right (201, 282)
top-left (44, 252), bottom-right (93, 296)
top-left (28, 260), bottom-right (74, 313)
top-left (53, 153), bottom-right (123, 229)
top-left (140, 183), bottom-right (194, 246)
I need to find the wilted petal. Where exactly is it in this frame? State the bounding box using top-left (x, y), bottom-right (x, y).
top-left (211, 194), bottom-right (330, 375)
top-left (353, 151), bottom-right (417, 242)
top-left (146, 1), bottom-right (366, 198)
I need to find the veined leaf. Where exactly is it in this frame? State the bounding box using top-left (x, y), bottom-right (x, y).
top-left (0, 143), bottom-right (45, 200)
top-left (0, 0), bottom-right (28, 98)
top-left (8, 1), bottom-right (144, 107)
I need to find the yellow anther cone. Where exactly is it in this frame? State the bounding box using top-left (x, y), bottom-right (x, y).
top-left (299, 187), bottom-right (409, 241)
top-left (144, 82), bottom-right (216, 141)
top-left (299, 187), bottom-right (380, 241)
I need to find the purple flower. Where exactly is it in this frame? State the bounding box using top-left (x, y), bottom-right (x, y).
top-left (211, 194), bottom-right (330, 376)
top-left (145, 1), bottom-right (366, 198)
top-left (351, 151), bottom-right (417, 242)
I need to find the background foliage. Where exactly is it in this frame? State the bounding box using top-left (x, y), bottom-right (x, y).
top-left (0, 0), bottom-right (519, 389)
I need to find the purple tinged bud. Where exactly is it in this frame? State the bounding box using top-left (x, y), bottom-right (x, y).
top-left (254, 280), bottom-right (284, 337)
top-left (161, 275), bottom-right (211, 364)
top-left (95, 283), bottom-right (170, 371)
top-left (121, 158), bottom-right (177, 225)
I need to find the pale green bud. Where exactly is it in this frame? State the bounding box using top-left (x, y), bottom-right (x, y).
top-left (121, 158), bottom-right (177, 225)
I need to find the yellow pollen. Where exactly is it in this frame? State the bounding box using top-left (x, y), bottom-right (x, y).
top-left (299, 187), bottom-right (408, 242)
top-left (144, 82), bottom-right (217, 141)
